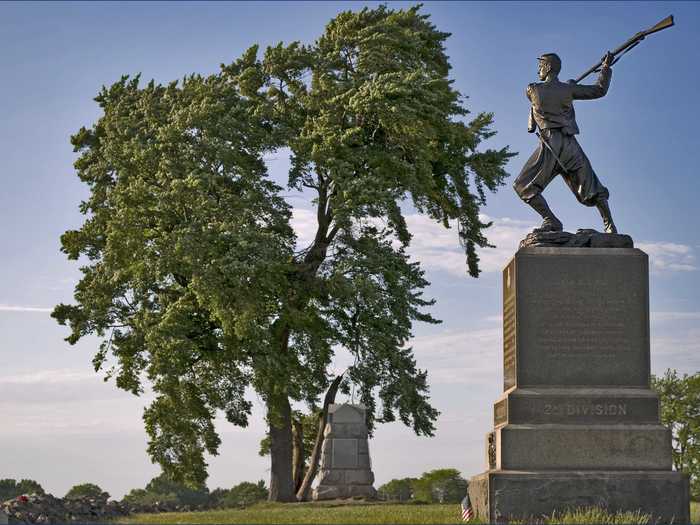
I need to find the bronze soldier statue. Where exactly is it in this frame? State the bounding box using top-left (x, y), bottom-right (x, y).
top-left (514, 52), bottom-right (617, 234)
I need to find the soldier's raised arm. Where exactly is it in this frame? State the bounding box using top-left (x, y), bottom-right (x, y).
top-left (570, 52), bottom-right (614, 100)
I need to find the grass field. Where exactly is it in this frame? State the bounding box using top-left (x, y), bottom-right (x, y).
top-left (117, 500), bottom-right (700, 525)
top-left (117, 502), bottom-right (459, 524)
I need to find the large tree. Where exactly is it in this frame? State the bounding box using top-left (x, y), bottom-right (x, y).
top-left (54, 5), bottom-right (513, 501)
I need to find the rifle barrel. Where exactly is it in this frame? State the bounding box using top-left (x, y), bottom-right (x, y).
top-left (573, 15), bottom-right (674, 84)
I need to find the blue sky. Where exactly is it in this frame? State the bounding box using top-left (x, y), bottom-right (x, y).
top-left (1, 1), bottom-right (698, 498)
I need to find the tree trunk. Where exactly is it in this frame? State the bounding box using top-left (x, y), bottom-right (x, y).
top-left (292, 418), bottom-right (304, 493)
top-left (268, 396), bottom-right (296, 502)
top-left (296, 373), bottom-right (344, 501)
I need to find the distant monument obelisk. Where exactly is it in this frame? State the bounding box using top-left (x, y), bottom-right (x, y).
top-left (312, 404), bottom-right (377, 500)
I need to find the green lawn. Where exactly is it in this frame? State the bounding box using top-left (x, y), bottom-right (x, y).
top-left (117, 500), bottom-right (700, 525)
top-left (117, 502), bottom-right (464, 525)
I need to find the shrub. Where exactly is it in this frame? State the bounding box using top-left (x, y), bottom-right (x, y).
top-left (121, 488), bottom-right (179, 510)
top-left (412, 469), bottom-right (467, 503)
top-left (0, 479), bottom-right (45, 502)
top-left (64, 482), bottom-right (109, 500)
top-left (378, 478), bottom-right (415, 502)
top-left (144, 473), bottom-right (209, 507)
top-left (220, 481), bottom-right (268, 508)
top-left (207, 487), bottom-right (230, 508)
top-left (120, 474), bottom-right (209, 512)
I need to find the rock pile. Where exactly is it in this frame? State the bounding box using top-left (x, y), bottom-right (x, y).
top-left (1, 493), bottom-right (128, 524)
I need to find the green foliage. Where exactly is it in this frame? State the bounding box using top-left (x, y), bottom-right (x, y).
top-left (378, 478), bottom-right (415, 502)
top-left (64, 482), bottom-right (109, 500)
top-left (411, 469), bottom-right (467, 503)
top-left (144, 473), bottom-right (210, 507)
top-left (652, 369), bottom-right (700, 499)
top-left (0, 479), bottom-right (45, 502)
top-left (121, 488), bottom-right (179, 509)
top-left (121, 473), bottom-right (210, 509)
top-left (220, 481), bottom-right (269, 508)
top-left (55, 4), bottom-right (513, 489)
top-left (53, 67), bottom-right (294, 487)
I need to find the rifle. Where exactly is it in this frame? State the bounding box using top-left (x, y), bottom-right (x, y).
top-left (574, 15), bottom-right (674, 84)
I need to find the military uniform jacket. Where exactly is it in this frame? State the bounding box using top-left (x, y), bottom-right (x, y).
top-left (527, 66), bottom-right (612, 135)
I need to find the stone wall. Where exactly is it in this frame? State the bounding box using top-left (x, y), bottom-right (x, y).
top-left (1, 493), bottom-right (129, 524)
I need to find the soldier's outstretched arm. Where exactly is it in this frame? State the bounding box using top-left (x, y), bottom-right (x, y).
top-left (570, 52), bottom-right (614, 100)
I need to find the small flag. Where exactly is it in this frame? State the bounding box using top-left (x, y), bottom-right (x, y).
top-left (461, 493), bottom-right (474, 522)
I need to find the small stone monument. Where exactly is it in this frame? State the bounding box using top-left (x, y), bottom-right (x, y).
top-left (312, 403), bottom-right (377, 500)
top-left (0, 508), bottom-right (8, 525)
top-left (468, 246), bottom-right (690, 522)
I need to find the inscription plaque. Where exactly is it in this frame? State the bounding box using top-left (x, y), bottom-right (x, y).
top-left (332, 438), bottom-right (358, 468)
top-left (511, 249), bottom-right (649, 387)
top-left (503, 259), bottom-right (516, 390)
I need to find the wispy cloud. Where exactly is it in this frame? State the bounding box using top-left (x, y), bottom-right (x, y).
top-left (0, 368), bottom-right (95, 385)
top-left (0, 304), bottom-right (52, 313)
top-left (291, 207), bottom-right (698, 278)
top-left (290, 207), bottom-right (317, 250)
top-left (0, 368), bottom-right (152, 436)
top-left (637, 242), bottom-right (697, 272)
top-left (651, 311), bottom-right (700, 322)
top-left (405, 213), bottom-right (535, 276)
top-left (411, 328), bottom-right (501, 386)
top-left (290, 208), bottom-right (534, 275)
top-left (651, 327), bottom-right (700, 375)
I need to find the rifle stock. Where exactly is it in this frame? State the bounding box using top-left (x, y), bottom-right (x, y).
top-left (574, 15), bottom-right (674, 84)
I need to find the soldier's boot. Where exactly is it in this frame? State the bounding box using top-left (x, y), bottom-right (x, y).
top-left (595, 197), bottom-right (618, 234)
top-left (526, 194), bottom-right (563, 232)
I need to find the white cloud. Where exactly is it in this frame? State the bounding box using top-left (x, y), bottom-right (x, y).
top-left (651, 328), bottom-right (700, 376)
top-left (0, 368), bottom-right (152, 434)
top-left (0, 368), bottom-right (153, 414)
top-left (290, 208), bottom-right (534, 275)
top-left (0, 304), bottom-right (52, 313)
top-left (651, 311), bottom-right (700, 322)
top-left (411, 328), bottom-right (501, 386)
top-left (290, 207), bottom-right (317, 250)
top-left (403, 216), bottom-right (699, 276)
top-left (0, 368), bottom-right (95, 385)
top-left (637, 242), bottom-right (697, 272)
top-left (404, 213), bottom-right (535, 275)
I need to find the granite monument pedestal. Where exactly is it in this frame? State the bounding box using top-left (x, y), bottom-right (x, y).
top-left (468, 247), bottom-right (690, 523)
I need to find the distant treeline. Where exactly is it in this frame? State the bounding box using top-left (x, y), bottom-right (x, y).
top-left (0, 475), bottom-right (268, 511)
top-left (377, 468), bottom-right (467, 503)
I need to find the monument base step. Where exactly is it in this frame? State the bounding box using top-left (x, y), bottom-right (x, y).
top-left (468, 470), bottom-right (689, 523)
top-left (494, 387), bottom-right (660, 426)
top-left (312, 484), bottom-right (377, 500)
top-left (497, 424), bottom-right (671, 470)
